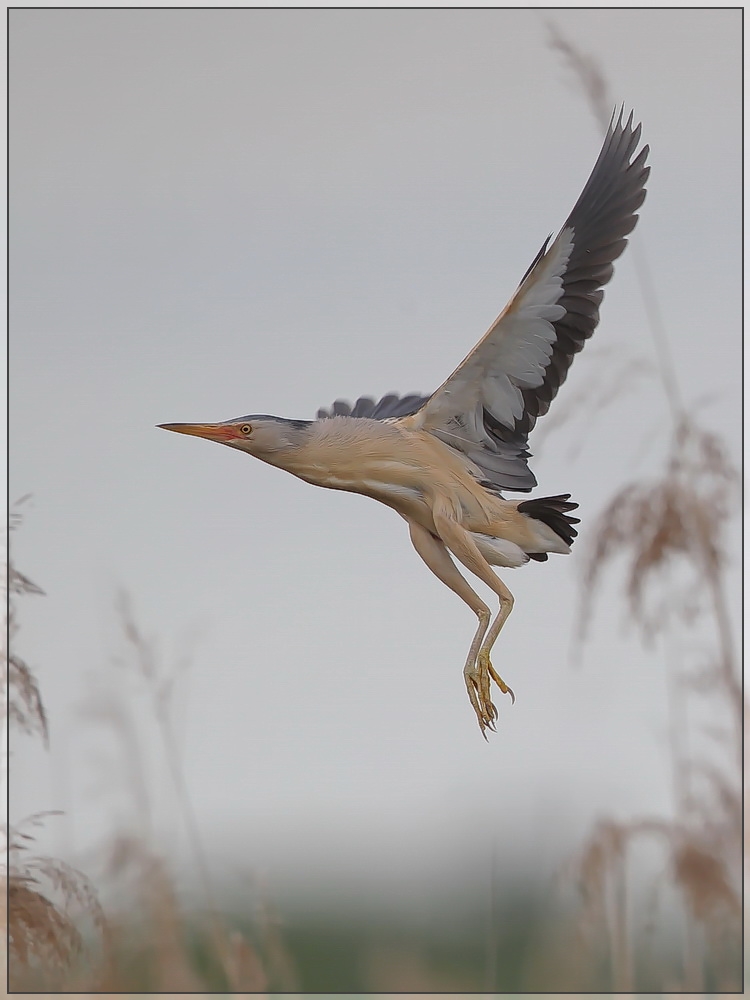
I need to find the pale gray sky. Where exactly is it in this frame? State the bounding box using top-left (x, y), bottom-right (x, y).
top-left (10, 9), bottom-right (741, 910)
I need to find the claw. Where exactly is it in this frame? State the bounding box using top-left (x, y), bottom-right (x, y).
top-left (477, 708), bottom-right (496, 739)
top-left (487, 661), bottom-right (515, 705)
top-left (464, 671), bottom-right (497, 738)
top-left (464, 656), bottom-right (516, 735)
top-left (466, 645), bottom-right (519, 735)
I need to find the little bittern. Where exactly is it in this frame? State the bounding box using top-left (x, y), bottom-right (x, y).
top-left (161, 109), bottom-right (649, 736)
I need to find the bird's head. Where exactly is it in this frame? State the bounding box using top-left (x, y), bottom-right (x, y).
top-left (158, 415), bottom-right (312, 463)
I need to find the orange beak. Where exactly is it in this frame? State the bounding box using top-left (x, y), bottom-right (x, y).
top-left (158, 423), bottom-right (240, 443)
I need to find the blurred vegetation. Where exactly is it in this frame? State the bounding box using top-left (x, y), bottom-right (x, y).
top-left (548, 19), bottom-right (742, 995)
top-left (5, 22), bottom-right (741, 997)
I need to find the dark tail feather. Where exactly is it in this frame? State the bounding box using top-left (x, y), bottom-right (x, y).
top-left (517, 494), bottom-right (581, 547)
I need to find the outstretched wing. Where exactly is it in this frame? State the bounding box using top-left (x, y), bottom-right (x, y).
top-left (399, 108), bottom-right (650, 492)
top-left (315, 109), bottom-right (648, 492)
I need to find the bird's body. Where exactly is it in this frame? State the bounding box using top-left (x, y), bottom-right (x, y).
top-left (265, 415), bottom-right (568, 567)
top-left (160, 109), bottom-right (649, 736)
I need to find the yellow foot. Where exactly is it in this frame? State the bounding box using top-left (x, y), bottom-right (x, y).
top-left (464, 652), bottom-right (515, 738)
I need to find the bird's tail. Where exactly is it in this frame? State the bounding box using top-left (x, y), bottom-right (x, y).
top-left (516, 494), bottom-right (580, 547)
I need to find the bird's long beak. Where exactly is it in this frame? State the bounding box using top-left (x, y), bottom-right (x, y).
top-left (158, 422), bottom-right (239, 442)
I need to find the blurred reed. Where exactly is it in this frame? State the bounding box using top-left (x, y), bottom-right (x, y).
top-left (540, 20), bottom-right (742, 994)
top-left (5, 499), bottom-right (278, 993)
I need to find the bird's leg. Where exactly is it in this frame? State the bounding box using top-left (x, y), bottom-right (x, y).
top-left (477, 588), bottom-right (515, 699)
top-left (432, 511), bottom-right (516, 735)
top-left (407, 521), bottom-right (493, 733)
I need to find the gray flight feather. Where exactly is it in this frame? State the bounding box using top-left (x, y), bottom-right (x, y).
top-left (317, 393), bottom-right (429, 421)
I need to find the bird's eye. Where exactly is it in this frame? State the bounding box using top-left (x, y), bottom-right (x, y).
top-left (240, 424), bottom-right (252, 435)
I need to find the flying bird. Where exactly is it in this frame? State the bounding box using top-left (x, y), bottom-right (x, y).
top-left (160, 109), bottom-right (649, 737)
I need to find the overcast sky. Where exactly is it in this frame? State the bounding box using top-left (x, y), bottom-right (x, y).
top-left (9, 9), bottom-right (741, 912)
